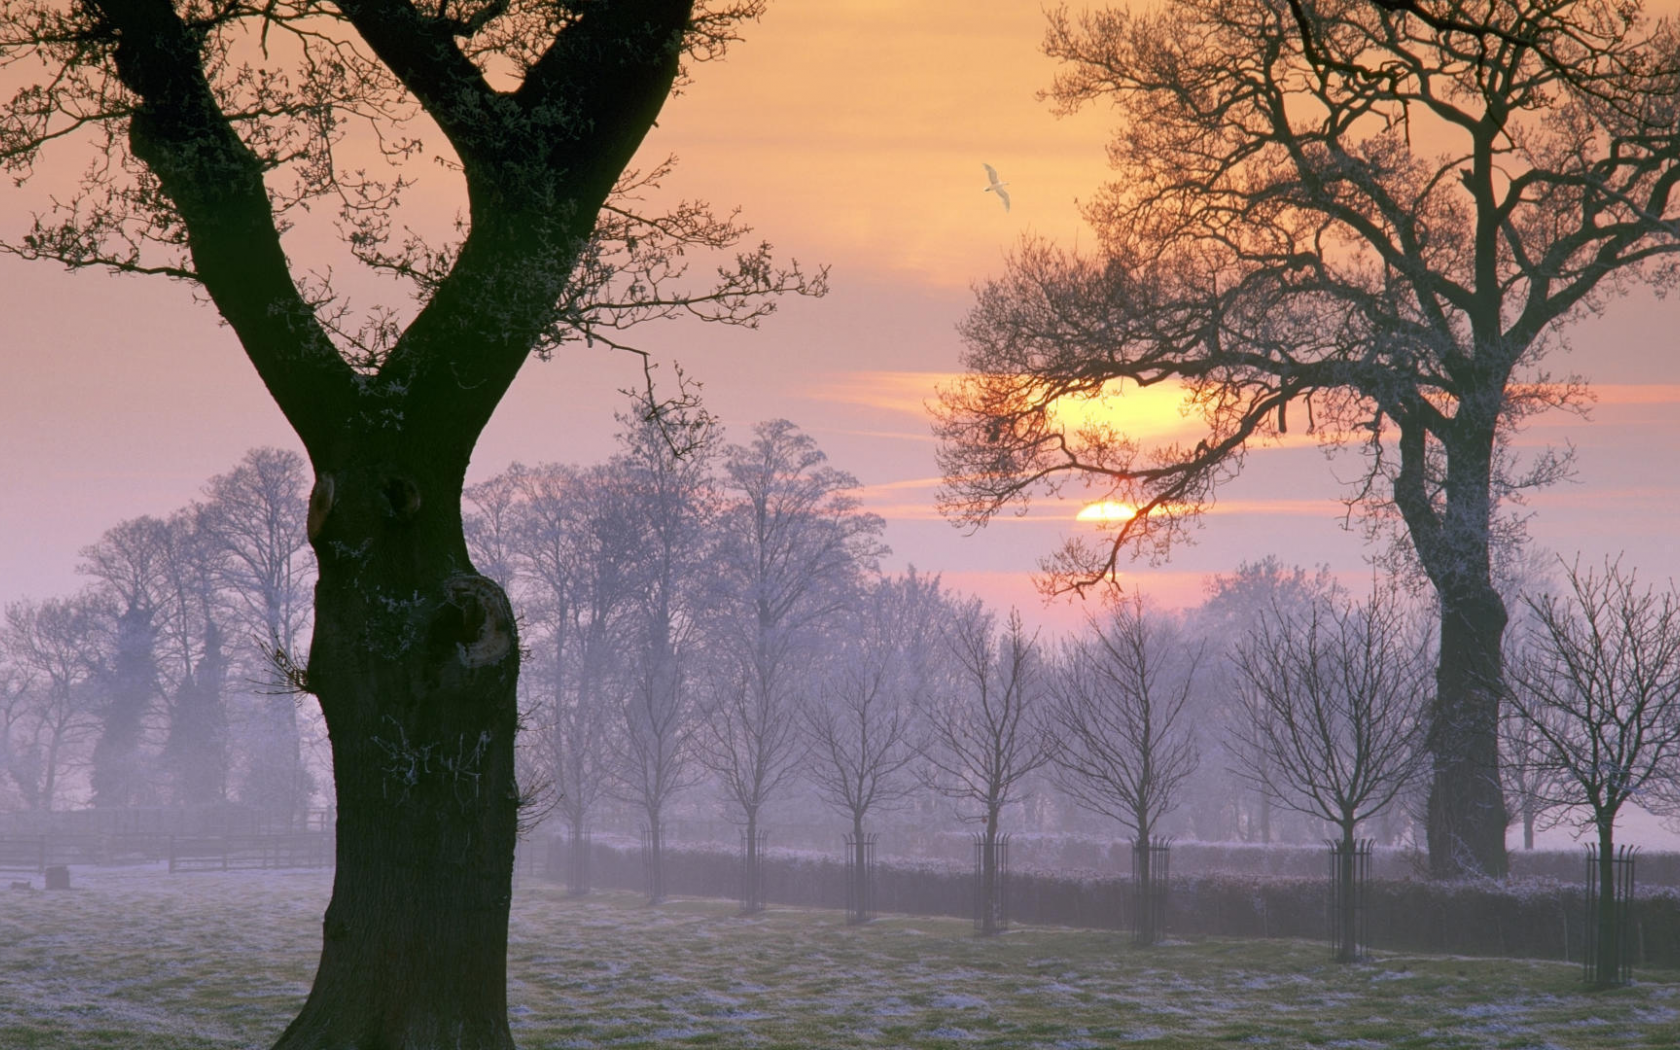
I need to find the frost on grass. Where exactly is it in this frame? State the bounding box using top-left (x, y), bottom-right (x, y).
top-left (4, 872), bottom-right (1680, 1048)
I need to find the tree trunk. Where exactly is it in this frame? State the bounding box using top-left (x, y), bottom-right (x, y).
top-left (1425, 575), bottom-right (1509, 878)
top-left (274, 451), bottom-right (520, 1050)
top-left (566, 814), bottom-right (589, 897)
top-left (850, 810), bottom-right (869, 925)
top-left (1334, 823), bottom-right (1357, 963)
top-left (979, 807), bottom-right (1000, 936)
top-left (742, 806), bottom-right (763, 914)
top-left (1595, 820), bottom-right (1623, 986)
top-left (645, 805), bottom-right (665, 904)
top-left (1523, 804), bottom-right (1536, 851)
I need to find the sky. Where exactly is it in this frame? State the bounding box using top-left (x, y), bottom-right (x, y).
top-left (2, 3), bottom-right (1679, 714)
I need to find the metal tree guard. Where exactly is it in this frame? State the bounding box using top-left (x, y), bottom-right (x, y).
top-left (844, 831), bottom-right (878, 925)
top-left (1585, 844), bottom-right (1637, 985)
top-left (1326, 838), bottom-right (1372, 962)
top-left (1133, 837), bottom-right (1172, 945)
top-left (739, 829), bottom-right (769, 914)
top-left (972, 832), bottom-right (1011, 935)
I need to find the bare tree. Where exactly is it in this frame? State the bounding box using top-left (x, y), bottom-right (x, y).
top-left (2, 597), bottom-right (103, 810)
top-left (924, 604), bottom-right (1052, 935)
top-left (79, 516), bottom-right (172, 808)
top-left (608, 390), bottom-right (715, 903)
top-left (934, 0), bottom-right (1680, 878)
top-left (1232, 582), bottom-right (1431, 961)
top-left (0, 650), bottom-right (30, 810)
top-left (806, 570), bottom-right (949, 919)
top-left (1500, 703), bottom-right (1566, 851)
top-left (156, 507), bottom-right (231, 807)
top-left (0, 0), bottom-right (824, 1038)
top-left (1509, 559), bottom-right (1680, 984)
top-left (1047, 592), bottom-right (1199, 942)
top-left (516, 462), bottom-right (641, 893)
top-left (698, 419), bottom-right (885, 911)
top-left (1191, 559), bottom-right (1340, 844)
top-left (202, 448), bottom-right (316, 821)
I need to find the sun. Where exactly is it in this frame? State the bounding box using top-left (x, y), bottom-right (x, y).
top-left (1075, 500), bottom-right (1136, 522)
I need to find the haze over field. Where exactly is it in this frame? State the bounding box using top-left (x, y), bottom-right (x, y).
top-left (4, 0), bottom-right (1677, 631)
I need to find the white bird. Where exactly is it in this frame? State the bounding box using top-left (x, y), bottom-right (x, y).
top-left (982, 163), bottom-right (1011, 212)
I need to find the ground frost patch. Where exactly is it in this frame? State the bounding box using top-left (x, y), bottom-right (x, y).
top-left (1, 870), bottom-right (1679, 1047)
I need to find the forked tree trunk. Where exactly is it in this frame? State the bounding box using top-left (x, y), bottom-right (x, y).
top-left (274, 450), bottom-right (520, 1050)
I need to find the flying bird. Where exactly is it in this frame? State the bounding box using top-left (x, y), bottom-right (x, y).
top-left (982, 163), bottom-right (1010, 212)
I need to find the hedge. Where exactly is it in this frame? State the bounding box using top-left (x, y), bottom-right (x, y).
top-left (541, 836), bottom-right (1680, 969)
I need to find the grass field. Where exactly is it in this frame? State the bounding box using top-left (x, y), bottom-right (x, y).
top-left (1, 867), bottom-right (1676, 1048)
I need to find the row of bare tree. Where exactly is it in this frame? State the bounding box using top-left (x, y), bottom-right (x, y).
top-left (0, 449), bottom-right (318, 820)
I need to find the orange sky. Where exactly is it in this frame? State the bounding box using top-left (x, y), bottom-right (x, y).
top-left (2, 0), bottom-right (1679, 637)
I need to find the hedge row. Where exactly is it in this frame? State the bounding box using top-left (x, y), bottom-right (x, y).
top-left (544, 837), bottom-right (1680, 969)
top-left (913, 831), bottom-right (1680, 886)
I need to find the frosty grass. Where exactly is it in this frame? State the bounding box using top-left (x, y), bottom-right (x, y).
top-left (1, 866), bottom-right (1676, 1048)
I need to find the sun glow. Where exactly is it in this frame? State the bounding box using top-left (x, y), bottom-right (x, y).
top-left (1045, 379), bottom-right (1197, 442)
top-left (1075, 500), bottom-right (1137, 522)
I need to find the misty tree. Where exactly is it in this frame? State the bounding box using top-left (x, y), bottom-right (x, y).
top-left (1231, 582), bottom-right (1431, 962)
top-left (1, 597), bottom-right (102, 810)
top-left (203, 448), bottom-right (316, 820)
top-left (1047, 592), bottom-right (1199, 942)
top-left (1191, 560), bottom-right (1340, 844)
top-left (0, 0), bottom-right (822, 1042)
top-left (698, 419), bottom-right (886, 911)
top-left (156, 507), bottom-right (231, 807)
top-left (0, 651), bottom-right (29, 810)
top-left (934, 0), bottom-right (1680, 878)
top-left (607, 390), bottom-right (715, 903)
top-left (80, 516), bottom-right (172, 808)
top-left (1508, 560), bottom-right (1680, 985)
top-left (806, 569), bottom-right (949, 921)
top-left (1499, 702), bottom-right (1564, 851)
top-left (924, 604), bottom-right (1052, 936)
top-left (507, 461), bottom-right (642, 894)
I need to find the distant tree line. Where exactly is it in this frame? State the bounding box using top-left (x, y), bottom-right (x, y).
top-left (6, 397), bottom-right (1675, 937)
top-left (0, 448), bottom-right (317, 819)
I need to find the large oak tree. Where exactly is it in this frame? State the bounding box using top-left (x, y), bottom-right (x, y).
top-left (0, 1), bottom-right (817, 1045)
top-left (935, 0), bottom-right (1680, 876)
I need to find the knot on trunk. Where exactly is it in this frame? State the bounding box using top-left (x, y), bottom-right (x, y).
top-left (444, 574), bottom-right (514, 668)
top-left (306, 473), bottom-right (335, 540)
top-left (383, 475), bottom-right (422, 523)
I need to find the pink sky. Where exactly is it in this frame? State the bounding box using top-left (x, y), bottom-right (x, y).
top-left (2, 0), bottom-right (1678, 641)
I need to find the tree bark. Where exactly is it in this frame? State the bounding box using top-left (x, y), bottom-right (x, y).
top-left (1396, 414), bottom-right (1511, 880)
top-left (274, 443), bottom-right (520, 1050)
top-left (1425, 575), bottom-right (1510, 878)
